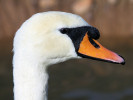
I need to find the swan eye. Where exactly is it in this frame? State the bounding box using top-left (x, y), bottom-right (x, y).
top-left (60, 28), bottom-right (69, 34)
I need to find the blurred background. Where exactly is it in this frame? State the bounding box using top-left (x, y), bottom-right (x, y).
top-left (0, 0), bottom-right (133, 100)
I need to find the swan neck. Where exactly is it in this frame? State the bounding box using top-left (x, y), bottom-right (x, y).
top-left (13, 55), bottom-right (49, 100)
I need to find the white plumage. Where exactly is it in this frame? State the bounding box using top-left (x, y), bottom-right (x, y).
top-left (13, 11), bottom-right (124, 100)
top-left (13, 11), bottom-right (89, 100)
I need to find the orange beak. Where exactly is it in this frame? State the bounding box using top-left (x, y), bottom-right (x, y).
top-left (78, 33), bottom-right (125, 64)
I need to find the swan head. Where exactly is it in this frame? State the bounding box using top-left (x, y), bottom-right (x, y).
top-left (14, 11), bottom-right (125, 66)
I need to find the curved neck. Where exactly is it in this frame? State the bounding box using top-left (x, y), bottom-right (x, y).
top-left (13, 54), bottom-right (49, 100)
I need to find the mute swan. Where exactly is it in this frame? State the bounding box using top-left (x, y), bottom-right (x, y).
top-left (13, 11), bottom-right (125, 100)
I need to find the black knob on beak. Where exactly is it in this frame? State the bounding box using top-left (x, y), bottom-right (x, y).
top-left (87, 27), bottom-right (100, 40)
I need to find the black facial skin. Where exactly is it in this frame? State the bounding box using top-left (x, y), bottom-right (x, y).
top-left (60, 26), bottom-right (100, 51)
top-left (59, 26), bottom-right (125, 65)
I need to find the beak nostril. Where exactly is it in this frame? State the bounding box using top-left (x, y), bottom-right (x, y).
top-left (89, 38), bottom-right (100, 48)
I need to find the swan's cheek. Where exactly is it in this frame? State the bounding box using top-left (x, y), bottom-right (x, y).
top-left (37, 36), bottom-right (76, 58)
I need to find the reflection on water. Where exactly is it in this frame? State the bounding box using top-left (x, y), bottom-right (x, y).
top-left (63, 88), bottom-right (133, 100)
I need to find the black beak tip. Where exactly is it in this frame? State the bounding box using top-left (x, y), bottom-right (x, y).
top-left (121, 61), bottom-right (125, 65)
top-left (119, 55), bottom-right (125, 65)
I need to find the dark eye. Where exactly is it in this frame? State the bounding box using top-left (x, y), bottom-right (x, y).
top-left (60, 28), bottom-right (69, 34)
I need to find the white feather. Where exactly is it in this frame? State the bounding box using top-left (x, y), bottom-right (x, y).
top-left (13, 11), bottom-right (90, 100)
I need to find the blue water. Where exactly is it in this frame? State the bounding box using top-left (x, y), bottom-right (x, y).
top-left (63, 88), bottom-right (133, 100)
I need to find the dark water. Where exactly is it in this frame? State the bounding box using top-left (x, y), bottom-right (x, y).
top-left (0, 37), bottom-right (133, 100)
top-left (63, 88), bottom-right (133, 100)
